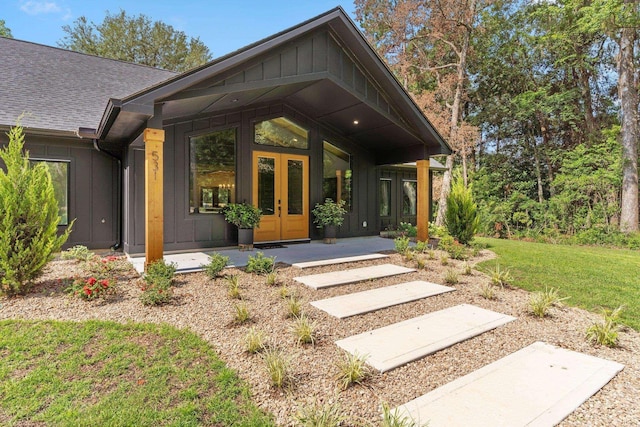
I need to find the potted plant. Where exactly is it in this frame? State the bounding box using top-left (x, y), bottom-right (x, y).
top-left (312, 198), bottom-right (347, 243)
top-left (222, 203), bottom-right (262, 247)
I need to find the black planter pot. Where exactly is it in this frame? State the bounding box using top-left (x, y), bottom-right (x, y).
top-left (323, 225), bottom-right (337, 244)
top-left (237, 228), bottom-right (254, 247)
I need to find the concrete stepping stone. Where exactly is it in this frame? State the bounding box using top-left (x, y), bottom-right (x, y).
top-left (294, 264), bottom-right (415, 290)
top-left (336, 304), bottom-right (515, 372)
top-left (292, 253), bottom-right (388, 269)
top-left (395, 341), bottom-right (624, 427)
top-left (311, 281), bottom-right (455, 318)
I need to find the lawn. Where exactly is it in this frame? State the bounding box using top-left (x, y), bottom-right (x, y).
top-left (477, 237), bottom-right (640, 330)
top-left (0, 319), bottom-right (274, 426)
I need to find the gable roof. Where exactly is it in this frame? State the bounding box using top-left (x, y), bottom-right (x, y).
top-left (99, 7), bottom-right (451, 160)
top-left (0, 36), bottom-right (176, 136)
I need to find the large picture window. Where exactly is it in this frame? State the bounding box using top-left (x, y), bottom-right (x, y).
top-left (189, 128), bottom-right (236, 214)
top-left (402, 180), bottom-right (418, 216)
top-left (30, 159), bottom-right (69, 226)
top-left (322, 141), bottom-right (352, 209)
top-left (254, 117), bottom-right (309, 149)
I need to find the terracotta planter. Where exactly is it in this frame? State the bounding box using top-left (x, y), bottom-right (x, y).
top-left (323, 225), bottom-right (337, 244)
top-left (238, 228), bottom-right (254, 248)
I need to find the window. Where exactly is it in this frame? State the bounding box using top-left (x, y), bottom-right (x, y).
top-left (30, 159), bottom-right (69, 226)
top-left (380, 179), bottom-right (391, 217)
top-left (322, 141), bottom-right (351, 209)
top-left (189, 128), bottom-right (236, 214)
top-left (254, 117), bottom-right (308, 149)
top-left (402, 180), bottom-right (418, 215)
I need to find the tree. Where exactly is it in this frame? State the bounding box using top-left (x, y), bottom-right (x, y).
top-left (0, 19), bottom-right (12, 38)
top-left (445, 172), bottom-right (480, 244)
top-left (0, 122), bottom-right (73, 296)
top-left (58, 10), bottom-right (211, 72)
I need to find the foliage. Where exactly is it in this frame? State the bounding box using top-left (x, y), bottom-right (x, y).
top-left (462, 262), bottom-right (473, 275)
top-left (226, 275), bottom-right (241, 299)
top-left (245, 252), bottom-right (275, 275)
top-left (295, 400), bottom-right (345, 427)
top-left (479, 282), bottom-right (497, 300)
top-left (528, 287), bottom-right (569, 318)
top-left (445, 174), bottom-right (479, 245)
top-left (58, 10), bottom-right (211, 72)
top-left (266, 271), bottom-right (278, 286)
top-left (335, 351), bottom-right (372, 390)
top-left (398, 222), bottom-right (417, 237)
top-left (222, 203), bottom-right (262, 229)
top-left (144, 259), bottom-right (177, 284)
top-left (394, 236), bottom-right (410, 255)
top-left (477, 238), bottom-right (640, 330)
top-left (291, 313), bottom-right (317, 345)
top-left (262, 347), bottom-right (292, 388)
top-left (486, 264), bottom-right (512, 288)
top-left (279, 285), bottom-right (291, 299)
top-left (0, 320), bottom-right (273, 425)
top-left (140, 260), bottom-right (176, 306)
top-left (244, 327), bottom-right (268, 354)
top-left (438, 235), bottom-right (469, 260)
top-left (0, 19), bottom-right (12, 38)
top-left (586, 306), bottom-right (625, 347)
top-left (285, 296), bottom-right (302, 319)
top-left (381, 402), bottom-right (425, 427)
top-left (0, 123), bottom-right (72, 296)
top-left (60, 245), bottom-right (93, 261)
top-left (66, 276), bottom-right (115, 300)
top-left (312, 198), bottom-right (347, 228)
top-left (203, 252), bottom-right (229, 278)
top-left (233, 302), bottom-right (251, 324)
top-left (444, 269), bottom-right (459, 285)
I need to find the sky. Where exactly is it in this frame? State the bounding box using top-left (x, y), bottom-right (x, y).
top-left (2, 1), bottom-right (357, 57)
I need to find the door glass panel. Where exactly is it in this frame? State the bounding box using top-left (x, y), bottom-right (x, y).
top-left (287, 159), bottom-right (303, 215)
top-left (258, 157), bottom-right (275, 216)
top-left (380, 179), bottom-right (391, 216)
top-left (402, 180), bottom-right (418, 215)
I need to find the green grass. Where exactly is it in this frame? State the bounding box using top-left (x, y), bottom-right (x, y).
top-left (0, 319), bottom-right (274, 426)
top-left (477, 238), bottom-right (640, 330)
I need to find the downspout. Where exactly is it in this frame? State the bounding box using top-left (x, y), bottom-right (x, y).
top-left (92, 139), bottom-right (123, 251)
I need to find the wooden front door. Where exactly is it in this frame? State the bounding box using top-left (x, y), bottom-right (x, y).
top-left (252, 151), bottom-right (309, 242)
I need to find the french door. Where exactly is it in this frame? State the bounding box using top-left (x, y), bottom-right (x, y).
top-left (252, 151), bottom-right (309, 242)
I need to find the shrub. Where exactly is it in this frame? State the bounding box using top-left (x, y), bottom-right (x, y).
top-left (335, 351), bottom-right (371, 390)
top-left (487, 264), bottom-right (512, 287)
top-left (285, 296), bottom-right (302, 318)
top-left (398, 222), bottom-right (417, 237)
top-left (295, 400), bottom-right (345, 427)
top-left (461, 262), bottom-right (472, 275)
top-left (440, 254), bottom-right (449, 266)
top-left (263, 347), bottom-right (292, 388)
top-left (479, 282), bottom-right (497, 300)
top-left (0, 123), bottom-right (73, 296)
top-left (291, 313), bottom-right (316, 345)
top-left (394, 236), bottom-right (410, 255)
top-left (203, 252), bottom-right (228, 278)
top-left (416, 257), bottom-right (426, 270)
top-left (312, 198), bottom-right (347, 227)
top-left (60, 245), bottom-right (93, 261)
top-left (244, 327), bottom-right (267, 354)
top-left (266, 271), bottom-right (278, 286)
top-left (233, 302), bottom-right (251, 323)
top-left (414, 240), bottom-right (428, 253)
top-left (438, 235), bottom-right (468, 260)
top-left (381, 402), bottom-right (423, 427)
top-left (226, 275), bottom-right (241, 299)
top-left (144, 260), bottom-right (177, 285)
top-left (279, 285), bottom-right (291, 299)
top-left (140, 277), bottom-right (172, 306)
top-left (529, 287), bottom-right (568, 317)
top-left (586, 306), bottom-right (624, 347)
top-left (67, 276), bottom-right (115, 300)
top-left (444, 269), bottom-right (459, 285)
top-left (445, 173), bottom-right (479, 244)
top-left (245, 251), bottom-right (275, 275)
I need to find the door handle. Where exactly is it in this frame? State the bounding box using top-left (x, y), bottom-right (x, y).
top-left (278, 206), bottom-right (281, 217)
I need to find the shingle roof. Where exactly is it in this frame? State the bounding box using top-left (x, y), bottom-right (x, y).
top-left (0, 37), bottom-right (176, 134)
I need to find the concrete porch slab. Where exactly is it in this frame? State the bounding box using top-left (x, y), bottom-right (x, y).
top-left (395, 341), bottom-right (624, 427)
top-left (129, 252), bottom-right (211, 274)
top-left (292, 253), bottom-right (388, 269)
top-left (294, 264), bottom-right (415, 290)
top-left (336, 304), bottom-right (516, 372)
top-left (310, 281), bottom-right (455, 318)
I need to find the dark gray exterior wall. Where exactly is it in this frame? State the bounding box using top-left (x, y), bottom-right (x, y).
top-left (122, 103), bottom-right (381, 255)
top-left (0, 134), bottom-right (119, 249)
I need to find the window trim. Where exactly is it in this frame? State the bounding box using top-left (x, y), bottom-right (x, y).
top-left (29, 158), bottom-right (71, 226)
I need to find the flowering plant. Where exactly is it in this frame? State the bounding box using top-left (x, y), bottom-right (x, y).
top-left (67, 276), bottom-right (115, 300)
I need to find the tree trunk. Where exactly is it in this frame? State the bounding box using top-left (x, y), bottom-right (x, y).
top-left (618, 12), bottom-right (639, 233)
top-left (435, 0), bottom-right (476, 226)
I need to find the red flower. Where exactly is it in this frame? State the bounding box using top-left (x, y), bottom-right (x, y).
top-left (100, 279), bottom-right (110, 288)
top-left (83, 286), bottom-right (92, 296)
top-left (87, 277), bottom-right (97, 285)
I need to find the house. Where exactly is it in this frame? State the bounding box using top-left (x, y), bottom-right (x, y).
top-left (0, 7), bottom-right (451, 263)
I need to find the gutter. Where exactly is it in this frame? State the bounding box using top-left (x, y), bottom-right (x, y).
top-left (77, 127), bottom-right (123, 251)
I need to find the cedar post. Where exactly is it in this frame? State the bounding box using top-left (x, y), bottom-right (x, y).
top-left (336, 169), bottom-right (343, 203)
top-left (144, 128), bottom-right (165, 270)
top-left (417, 159), bottom-right (430, 242)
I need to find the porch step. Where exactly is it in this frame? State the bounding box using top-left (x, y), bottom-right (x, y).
top-left (293, 264), bottom-right (415, 290)
top-left (310, 281), bottom-right (454, 319)
top-left (292, 253), bottom-right (388, 269)
top-left (336, 304), bottom-right (515, 373)
top-left (394, 341), bottom-right (624, 427)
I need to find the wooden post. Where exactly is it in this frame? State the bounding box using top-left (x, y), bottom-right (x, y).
top-left (336, 169), bottom-right (343, 203)
top-left (144, 128), bottom-right (165, 270)
top-left (417, 159), bottom-right (430, 242)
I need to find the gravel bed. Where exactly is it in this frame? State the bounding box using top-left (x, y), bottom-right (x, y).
top-left (1, 250), bottom-right (638, 426)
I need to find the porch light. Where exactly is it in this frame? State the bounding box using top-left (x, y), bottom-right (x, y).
top-left (353, 120), bottom-right (359, 125)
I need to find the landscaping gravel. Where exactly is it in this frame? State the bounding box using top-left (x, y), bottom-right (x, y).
top-left (1, 249), bottom-right (638, 426)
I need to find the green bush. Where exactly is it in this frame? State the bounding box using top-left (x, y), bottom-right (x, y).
top-left (203, 252), bottom-right (228, 278)
top-left (245, 251), bottom-right (275, 275)
top-left (445, 174), bottom-right (479, 245)
top-left (140, 276), bottom-right (172, 306)
top-left (438, 235), bottom-right (468, 260)
top-left (60, 245), bottom-right (93, 261)
top-left (398, 222), bottom-right (417, 237)
top-left (0, 123), bottom-right (73, 296)
top-left (394, 236), bottom-right (410, 255)
top-left (144, 259), bottom-right (177, 284)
